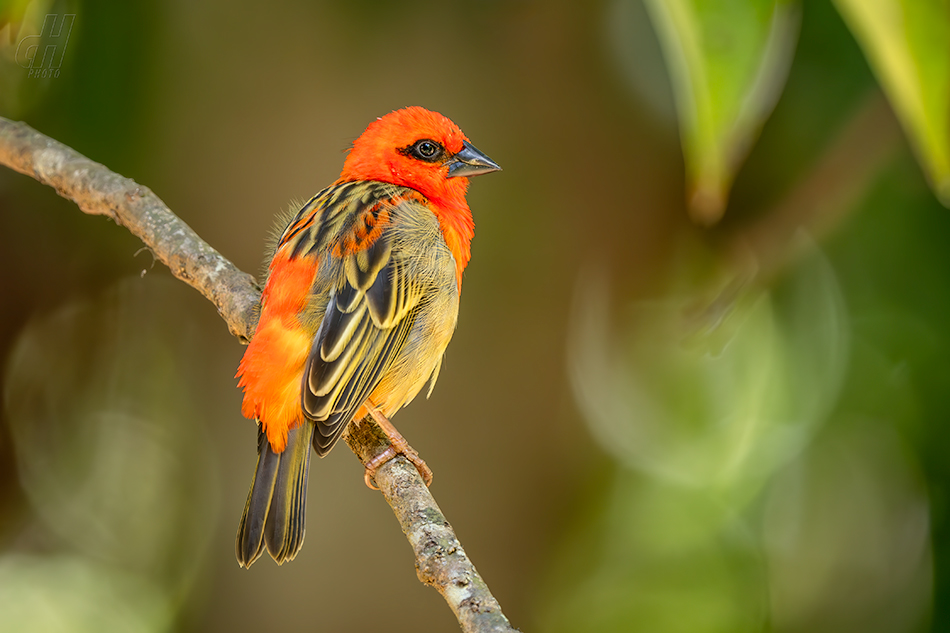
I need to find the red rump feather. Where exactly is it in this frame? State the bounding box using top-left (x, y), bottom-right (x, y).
top-left (236, 251), bottom-right (317, 451)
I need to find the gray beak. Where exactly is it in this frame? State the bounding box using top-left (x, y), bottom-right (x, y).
top-left (446, 141), bottom-right (501, 178)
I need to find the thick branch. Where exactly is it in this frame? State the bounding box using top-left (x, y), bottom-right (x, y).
top-left (0, 116), bottom-right (518, 633)
top-left (0, 116), bottom-right (260, 342)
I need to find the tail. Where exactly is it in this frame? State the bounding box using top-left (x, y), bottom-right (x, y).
top-left (236, 423), bottom-right (314, 567)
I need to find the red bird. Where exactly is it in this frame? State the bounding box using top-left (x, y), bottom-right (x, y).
top-left (235, 107), bottom-right (499, 567)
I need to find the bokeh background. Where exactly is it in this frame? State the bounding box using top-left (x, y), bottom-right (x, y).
top-left (1, 0), bottom-right (949, 632)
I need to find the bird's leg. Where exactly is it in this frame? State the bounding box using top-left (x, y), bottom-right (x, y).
top-left (363, 407), bottom-right (433, 489)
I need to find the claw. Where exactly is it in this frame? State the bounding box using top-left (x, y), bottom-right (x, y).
top-left (363, 408), bottom-right (433, 489)
top-left (364, 446), bottom-right (396, 489)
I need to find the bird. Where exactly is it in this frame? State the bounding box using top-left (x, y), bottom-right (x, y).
top-left (234, 106), bottom-right (500, 567)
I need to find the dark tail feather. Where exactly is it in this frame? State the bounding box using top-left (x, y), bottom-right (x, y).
top-left (235, 424), bottom-right (314, 567)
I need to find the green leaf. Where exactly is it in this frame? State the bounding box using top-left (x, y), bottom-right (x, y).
top-left (643, 0), bottom-right (799, 224)
top-left (0, 0), bottom-right (34, 38)
top-left (833, 0), bottom-right (950, 207)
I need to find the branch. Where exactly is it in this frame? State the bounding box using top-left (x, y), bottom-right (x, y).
top-left (0, 117), bottom-right (260, 342)
top-left (0, 116), bottom-right (519, 633)
top-left (345, 419), bottom-right (518, 633)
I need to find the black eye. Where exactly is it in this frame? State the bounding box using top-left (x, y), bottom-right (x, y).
top-left (408, 139), bottom-right (443, 162)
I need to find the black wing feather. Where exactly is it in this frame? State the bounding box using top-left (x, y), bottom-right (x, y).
top-left (299, 192), bottom-right (423, 457)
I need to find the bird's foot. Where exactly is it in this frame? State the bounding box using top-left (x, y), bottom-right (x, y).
top-left (363, 409), bottom-right (433, 490)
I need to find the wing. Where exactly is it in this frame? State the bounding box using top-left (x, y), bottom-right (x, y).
top-left (298, 185), bottom-right (430, 455)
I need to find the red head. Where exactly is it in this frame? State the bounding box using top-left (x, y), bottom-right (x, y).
top-left (338, 106), bottom-right (498, 210)
top-left (337, 107), bottom-right (499, 281)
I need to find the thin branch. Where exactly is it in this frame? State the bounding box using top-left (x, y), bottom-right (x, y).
top-left (0, 116), bottom-right (519, 633)
top-left (345, 419), bottom-right (519, 633)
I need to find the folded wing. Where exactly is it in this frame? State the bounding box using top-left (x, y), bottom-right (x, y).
top-left (301, 194), bottom-right (425, 455)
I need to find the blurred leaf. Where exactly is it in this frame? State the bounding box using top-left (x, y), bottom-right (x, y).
top-left (643, 0), bottom-right (800, 223)
top-left (569, 235), bottom-right (847, 507)
top-left (833, 0), bottom-right (950, 207)
top-left (0, 0), bottom-right (76, 117)
top-left (0, 0), bottom-right (32, 41)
